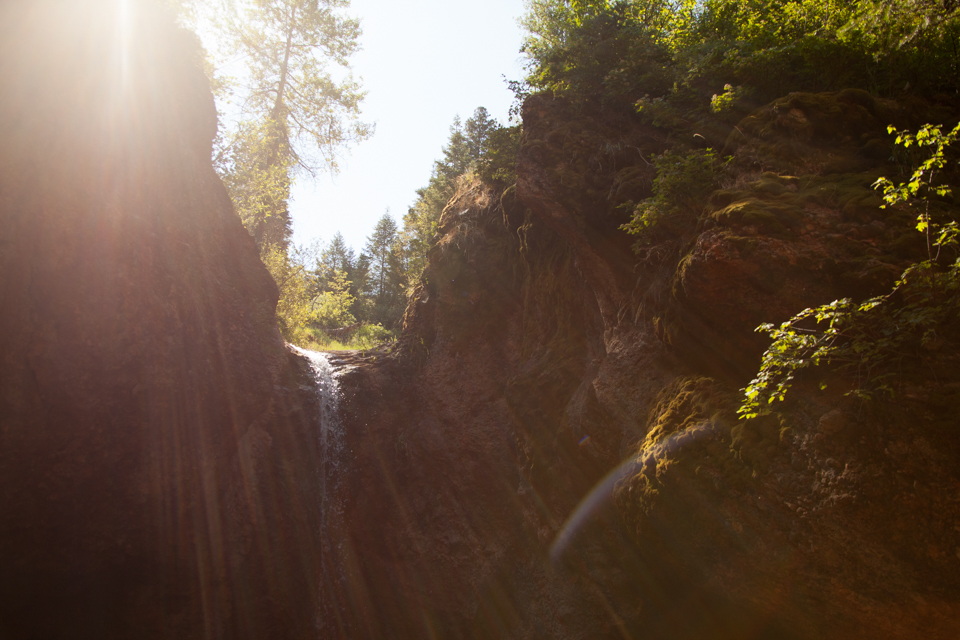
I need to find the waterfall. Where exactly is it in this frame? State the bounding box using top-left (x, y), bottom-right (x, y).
top-left (290, 346), bottom-right (347, 632)
top-left (293, 347), bottom-right (345, 485)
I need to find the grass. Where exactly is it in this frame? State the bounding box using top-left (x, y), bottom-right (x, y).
top-left (298, 324), bottom-right (396, 352)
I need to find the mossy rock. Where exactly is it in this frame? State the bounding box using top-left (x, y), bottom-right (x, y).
top-left (823, 154), bottom-right (873, 174)
top-left (756, 91), bottom-right (884, 142)
top-left (840, 192), bottom-right (885, 221)
top-left (723, 90), bottom-right (902, 174)
top-left (724, 234), bottom-right (761, 256)
top-left (710, 197), bottom-right (802, 234)
top-left (794, 172), bottom-right (884, 211)
top-left (614, 376), bottom-right (771, 561)
top-left (750, 172), bottom-right (799, 196)
top-left (642, 376), bottom-right (735, 445)
top-left (708, 189), bottom-right (749, 210)
top-left (709, 172), bottom-right (886, 235)
top-left (836, 88), bottom-right (879, 112)
top-left (860, 136), bottom-right (891, 161)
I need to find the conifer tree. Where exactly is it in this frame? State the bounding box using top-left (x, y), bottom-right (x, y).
top-left (363, 211), bottom-right (408, 327)
top-left (464, 106), bottom-right (498, 161)
top-left (402, 107), bottom-right (505, 285)
top-left (319, 232), bottom-right (355, 284)
top-left (365, 211), bottom-right (399, 300)
top-left (218, 0), bottom-right (371, 252)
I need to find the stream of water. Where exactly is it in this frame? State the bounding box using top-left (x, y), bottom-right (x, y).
top-left (292, 347), bottom-right (345, 486)
top-left (289, 346), bottom-right (347, 632)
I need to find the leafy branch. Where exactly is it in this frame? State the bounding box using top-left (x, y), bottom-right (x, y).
top-left (620, 148), bottom-right (729, 249)
top-left (739, 261), bottom-right (960, 418)
top-left (740, 122), bottom-right (960, 418)
top-left (873, 122), bottom-right (960, 258)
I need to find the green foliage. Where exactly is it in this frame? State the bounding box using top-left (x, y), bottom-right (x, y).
top-left (520, 0), bottom-right (674, 107)
top-left (464, 107), bottom-right (499, 161)
top-left (740, 123), bottom-right (960, 418)
top-left (203, 0), bottom-right (373, 349)
top-left (317, 231), bottom-right (369, 318)
top-left (220, 0), bottom-right (370, 174)
top-left (364, 212), bottom-right (408, 328)
top-left (365, 212), bottom-right (400, 298)
top-left (178, 0), bottom-right (405, 346)
top-left (874, 122), bottom-right (960, 258)
top-left (198, 0), bottom-right (374, 342)
top-left (847, 0), bottom-right (960, 50)
top-left (260, 243), bottom-right (318, 345)
top-left (518, 0), bottom-right (960, 113)
top-left (306, 323), bottom-right (395, 350)
top-left (211, 0), bottom-right (371, 252)
top-left (476, 125), bottom-right (522, 184)
top-left (216, 118), bottom-right (293, 249)
top-left (620, 148), bottom-right (726, 247)
top-left (709, 84), bottom-right (749, 113)
top-left (310, 269), bottom-right (356, 328)
top-left (352, 322), bottom-right (393, 347)
top-left (739, 260), bottom-right (960, 418)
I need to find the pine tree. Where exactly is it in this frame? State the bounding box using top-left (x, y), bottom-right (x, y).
top-left (435, 116), bottom-right (472, 181)
top-left (365, 211), bottom-right (399, 299)
top-left (464, 106), bottom-right (498, 161)
top-left (217, 0), bottom-right (371, 252)
top-left (318, 232), bottom-right (355, 284)
top-left (362, 211), bottom-right (408, 327)
top-left (402, 107), bottom-right (505, 286)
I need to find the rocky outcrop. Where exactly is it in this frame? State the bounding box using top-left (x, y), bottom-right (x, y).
top-left (326, 92), bottom-right (960, 638)
top-left (4, 2), bottom-right (959, 637)
top-left (0, 3), bottom-right (325, 637)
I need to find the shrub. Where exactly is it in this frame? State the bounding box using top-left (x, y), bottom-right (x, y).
top-left (310, 269), bottom-right (356, 329)
top-left (740, 122), bottom-right (960, 417)
top-left (260, 243), bottom-right (315, 345)
top-left (352, 323), bottom-right (393, 348)
top-left (620, 148), bottom-right (726, 248)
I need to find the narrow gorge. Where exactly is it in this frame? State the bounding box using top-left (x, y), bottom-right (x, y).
top-left (3, 2), bottom-right (960, 639)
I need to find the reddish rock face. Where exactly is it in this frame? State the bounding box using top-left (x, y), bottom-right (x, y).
top-left (322, 94), bottom-right (960, 639)
top-left (0, 3), bottom-right (325, 637)
top-left (4, 4), bottom-right (960, 638)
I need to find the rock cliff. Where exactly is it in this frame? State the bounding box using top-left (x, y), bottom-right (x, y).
top-left (0, 2), bottom-right (326, 637)
top-left (326, 92), bottom-right (960, 638)
top-left (3, 2), bottom-right (960, 638)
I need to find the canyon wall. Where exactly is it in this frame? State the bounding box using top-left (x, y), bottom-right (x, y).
top-left (3, 2), bottom-right (960, 639)
top-left (0, 3), bottom-right (325, 637)
top-left (328, 92), bottom-right (960, 638)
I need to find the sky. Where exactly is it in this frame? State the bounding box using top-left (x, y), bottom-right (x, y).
top-left (288, 0), bottom-right (529, 253)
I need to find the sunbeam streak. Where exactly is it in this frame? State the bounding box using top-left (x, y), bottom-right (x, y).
top-left (117, 0), bottom-right (132, 81)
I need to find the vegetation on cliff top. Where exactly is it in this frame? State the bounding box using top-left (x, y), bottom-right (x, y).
top-left (181, 0), bottom-right (960, 356)
top-left (519, 0), bottom-right (960, 110)
top-left (516, 0), bottom-right (960, 414)
top-left (175, 0), bottom-right (523, 346)
top-left (213, 0), bottom-right (370, 252)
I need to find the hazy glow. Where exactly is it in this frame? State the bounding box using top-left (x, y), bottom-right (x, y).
top-left (117, 0), bottom-right (132, 81)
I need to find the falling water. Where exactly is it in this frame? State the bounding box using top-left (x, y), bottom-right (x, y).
top-left (293, 346), bottom-right (345, 484)
top-left (290, 346), bottom-right (348, 632)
